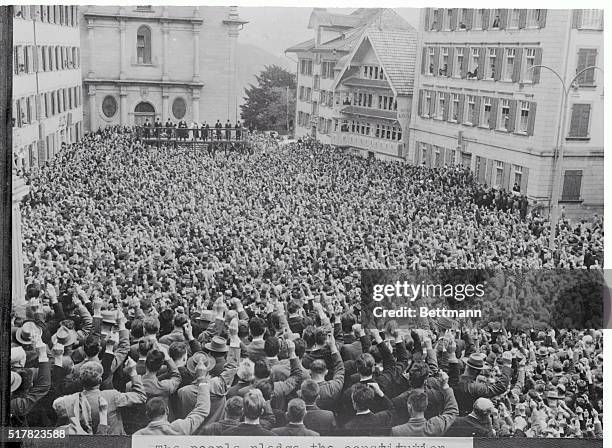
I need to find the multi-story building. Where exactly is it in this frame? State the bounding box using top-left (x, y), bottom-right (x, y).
top-left (330, 11), bottom-right (417, 160)
top-left (409, 8), bottom-right (604, 217)
top-left (286, 8), bottom-right (385, 145)
top-left (12, 5), bottom-right (84, 171)
top-left (80, 5), bottom-right (247, 131)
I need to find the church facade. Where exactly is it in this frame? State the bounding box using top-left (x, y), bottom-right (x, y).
top-left (80, 5), bottom-right (247, 131)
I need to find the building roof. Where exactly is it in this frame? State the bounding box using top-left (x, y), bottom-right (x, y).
top-left (340, 105), bottom-right (399, 121)
top-left (307, 8), bottom-right (383, 29)
top-left (285, 38), bottom-right (316, 53)
top-left (333, 10), bottom-right (417, 96)
top-left (365, 28), bottom-right (418, 95)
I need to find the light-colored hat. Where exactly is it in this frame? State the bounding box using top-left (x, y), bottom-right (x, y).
top-left (11, 346), bottom-right (27, 368)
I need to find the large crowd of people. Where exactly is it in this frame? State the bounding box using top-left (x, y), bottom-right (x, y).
top-left (10, 126), bottom-right (603, 437)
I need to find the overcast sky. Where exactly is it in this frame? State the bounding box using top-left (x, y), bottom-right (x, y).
top-left (239, 7), bottom-right (420, 62)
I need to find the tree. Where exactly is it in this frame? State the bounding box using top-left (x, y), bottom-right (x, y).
top-left (240, 65), bottom-right (296, 133)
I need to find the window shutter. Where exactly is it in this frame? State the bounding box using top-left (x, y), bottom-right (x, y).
top-left (433, 47), bottom-right (440, 76)
top-left (503, 163), bottom-right (512, 190)
top-left (572, 10), bottom-right (582, 29)
top-left (575, 49), bottom-right (588, 84)
top-left (458, 94), bottom-right (466, 123)
top-left (494, 47), bottom-right (504, 81)
top-left (482, 9), bottom-right (490, 30)
top-left (473, 96), bottom-right (481, 126)
top-left (478, 157), bottom-right (486, 182)
top-left (443, 93), bottom-right (450, 121)
top-left (486, 158), bottom-right (495, 185)
top-left (477, 47), bottom-right (486, 79)
top-left (532, 48), bottom-right (543, 83)
top-left (489, 98), bottom-right (499, 129)
top-left (518, 9), bottom-right (527, 28)
top-left (460, 47), bottom-right (469, 78)
top-left (145, 29), bottom-right (152, 63)
top-left (562, 170), bottom-right (582, 200)
top-left (538, 9), bottom-right (547, 28)
top-left (34, 94), bottom-right (40, 121)
top-left (527, 101), bottom-right (537, 136)
top-left (499, 9), bottom-right (509, 29)
top-left (418, 90), bottom-right (424, 116)
top-left (507, 100), bottom-right (517, 132)
top-left (424, 8), bottom-right (430, 31)
top-left (520, 166), bottom-right (529, 193)
top-left (421, 47), bottom-right (427, 75)
top-left (450, 9), bottom-right (458, 30)
top-left (512, 47), bottom-right (523, 82)
top-left (447, 47), bottom-right (455, 76)
top-left (429, 91), bottom-right (436, 117)
top-left (436, 12), bottom-right (443, 31)
top-left (568, 104), bottom-right (590, 138)
top-left (465, 9), bottom-right (473, 30)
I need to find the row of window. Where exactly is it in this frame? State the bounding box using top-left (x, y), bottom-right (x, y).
top-left (298, 86), bottom-right (313, 102)
top-left (318, 117), bottom-right (333, 134)
top-left (361, 65), bottom-right (386, 81)
top-left (14, 5), bottom-right (79, 27)
top-left (572, 10), bottom-right (604, 30)
top-left (299, 59), bottom-right (314, 76)
top-left (417, 143), bottom-right (459, 169)
top-left (339, 119), bottom-right (403, 141)
top-left (423, 45), bottom-right (542, 84)
top-left (297, 111), bottom-right (311, 127)
top-left (419, 90), bottom-right (594, 140)
top-left (13, 86), bottom-right (83, 127)
top-left (425, 9), bottom-right (546, 32)
top-left (341, 91), bottom-right (398, 111)
top-left (418, 90), bottom-right (536, 135)
top-left (321, 61), bottom-right (336, 79)
top-left (319, 90), bottom-right (334, 108)
top-left (14, 45), bottom-right (80, 75)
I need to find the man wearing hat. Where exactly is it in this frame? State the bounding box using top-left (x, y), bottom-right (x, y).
top-left (204, 335), bottom-right (230, 377)
top-left (10, 335), bottom-right (51, 427)
top-left (452, 351), bottom-right (511, 416)
top-left (14, 321), bottom-right (47, 368)
top-left (176, 318), bottom-right (242, 423)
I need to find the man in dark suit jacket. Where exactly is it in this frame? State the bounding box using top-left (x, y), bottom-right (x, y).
top-left (342, 382), bottom-right (394, 436)
top-left (300, 380), bottom-right (336, 436)
top-left (201, 396), bottom-right (243, 435)
top-left (445, 397), bottom-right (495, 437)
top-left (222, 389), bottom-right (275, 436)
top-left (452, 352), bottom-right (511, 416)
top-left (272, 398), bottom-right (319, 436)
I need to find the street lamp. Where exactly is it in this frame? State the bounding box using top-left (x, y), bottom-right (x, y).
top-left (520, 63), bottom-right (603, 252)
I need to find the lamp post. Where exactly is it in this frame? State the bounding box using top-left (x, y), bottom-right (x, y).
top-left (521, 63), bottom-right (602, 252)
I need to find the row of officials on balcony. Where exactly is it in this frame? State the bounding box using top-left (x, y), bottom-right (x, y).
top-left (141, 118), bottom-right (244, 141)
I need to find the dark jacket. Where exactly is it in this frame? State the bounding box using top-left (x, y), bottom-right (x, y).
top-left (222, 423), bottom-right (276, 436)
top-left (303, 404), bottom-right (336, 436)
top-left (445, 414), bottom-right (494, 437)
top-left (272, 423), bottom-right (319, 436)
top-left (452, 365), bottom-right (511, 416)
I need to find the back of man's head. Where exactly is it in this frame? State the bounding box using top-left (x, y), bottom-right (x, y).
top-left (145, 397), bottom-right (168, 420)
top-left (472, 398), bottom-right (495, 422)
top-left (356, 353), bottom-right (375, 377)
top-left (243, 389), bottom-right (265, 420)
top-left (408, 390), bottom-right (428, 415)
top-left (286, 398), bottom-right (307, 423)
top-left (225, 396), bottom-right (244, 420)
top-left (310, 359), bottom-right (327, 377)
top-left (341, 312), bottom-right (356, 333)
top-left (143, 317), bottom-right (160, 336)
top-left (408, 361), bottom-right (430, 389)
top-left (173, 313), bottom-right (188, 328)
top-left (249, 316), bottom-right (266, 337)
top-left (145, 349), bottom-right (165, 372)
top-left (300, 380), bottom-right (320, 405)
top-left (80, 361), bottom-right (103, 389)
top-left (254, 359), bottom-right (270, 379)
top-left (314, 327), bottom-right (327, 346)
top-left (351, 383), bottom-right (374, 412)
top-left (84, 334), bottom-right (102, 358)
top-left (264, 337), bottom-right (280, 357)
